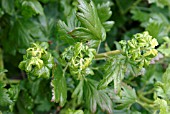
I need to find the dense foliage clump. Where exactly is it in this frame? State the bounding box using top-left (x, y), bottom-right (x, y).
top-left (0, 0), bottom-right (170, 114)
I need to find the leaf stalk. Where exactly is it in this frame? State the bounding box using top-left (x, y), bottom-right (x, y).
top-left (95, 50), bottom-right (122, 60)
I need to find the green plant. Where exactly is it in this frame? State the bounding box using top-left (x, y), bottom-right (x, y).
top-left (0, 0), bottom-right (170, 114)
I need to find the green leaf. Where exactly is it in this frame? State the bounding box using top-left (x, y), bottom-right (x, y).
top-left (0, 8), bottom-right (4, 17)
top-left (66, 109), bottom-right (84, 114)
top-left (116, 0), bottom-right (136, 14)
top-left (146, 13), bottom-right (170, 42)
top-left (4, 19), bottom-right (34, 55)
top-left (97, 1), bottom-right (113, 22)
top-left (1, 0), bottom-right (15, 15)
top-left (84, 79), bottom-right (113, 114)
top-left (130, 8), bottom-right (150, 26)
top-left (72, 80), bottom-right (84, 105)
top-left (158, 37), bottom-right (170, 56)
top-left (98, 56), bottom-right (125, 93)
top-left (36, 98), bottom-right (51, 112)
top-left (0, 82), bottom-right (12, 106)
top-left (148, 0), bottom-right (170, 8)
top-left (155, 64), bottom-right (170, 100)
top-left (154, 98), bottom-right (170, 114)
top-left (131, 7), bottom-right (170, 43)
top-left (102, 21), bottom-right (114, 32)
top-left (69, 27), bottom-right (94, 40)
top-left (0, 69), bottom-right (7, 75)
top-left (57, 10), bottom-right (79, 44)
top-left (116, 83), bottom-right (137, 109)
top-left (51, 64), bottom-right (67, 106)
top-left (146, 21), bottom-right (163, 38)
top-left (97, 1), bottom-right (114, 31)
top-left (29, 79), bottom-right (41, 97)
top-left (21, 0), bottom-right (44, 18)
top-left (8, 84), bottom-right (20, 111)
top-left (31, 66), bottom-right (50, 78)
top-left (76, 0), bottom-right (106, 41)
top-left (16, 91), bottom-right (34, 114)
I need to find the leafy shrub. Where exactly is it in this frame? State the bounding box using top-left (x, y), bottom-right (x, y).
top-left (0, 0), bottom-right (170, 114)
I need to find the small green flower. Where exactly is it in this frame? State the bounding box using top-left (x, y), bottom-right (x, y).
top-left (62, 42), bottom-right (96, 80)
top-left (19, 42), bottom-right (54, 78)
top-left (120, 31), bottom-right (158, 68)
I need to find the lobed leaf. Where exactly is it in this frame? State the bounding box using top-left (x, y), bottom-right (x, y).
top-left (84, 79), bottom-right (113, 114)
top-left (158, 37), bottom-right (170, 56)
top-left (98, 56), bottom-right (125, 93)
top-left (57, 10), bottom-right (79, 44)
top-left (76, 0), bottom-right (106, 41)
top-left (154, 98), bottom-right (170, 114)
top-left (116, 83), bottom-right (137, 109)
top-left (21, 0), bottom-right (44, 18)
top-left (1, 0), bottom-right (15, 15)
top-left (155, 64), bottom-right (170, 100)
top-left (0, 82), bottom-right (12, 106)
top-left (65, 109), bottom-right (84, 114)
top-left (97, 1), bottom-right (114, 31)
top-left (51, 64), bottom-right (67, 106)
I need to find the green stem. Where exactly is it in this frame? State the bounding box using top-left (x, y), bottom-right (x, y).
top-left (136, 100), bottom-right (156, 111)
top-left (0, 48), bottom-right (6, 80)
top-left (96, 40), bottom-right (101, 53)
top-left (0, 48), bottom-right (3, 69)
top-left (95, 50), bottom-right (122, 60)
top-left (125, 0), bottom-right (142, 14)
top-left (63, 63), bottom-right (69, 77)
top-left (137, 91), bottom-right (154, 104)
top-left (4, 79), bottom-right (20, 84)
top-left (142, 88), bottom-right (155, 95)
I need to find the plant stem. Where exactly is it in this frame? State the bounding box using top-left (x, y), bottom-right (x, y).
top-left (96, 40), bottom-right (101, 53)
top-left (0, 48), bottom-right (6, 80)
top-left (95, 50), bottom-right (122, 60)
top-left (137, 91), bottom-right (154, 104)
top-left (136, 100), bottom-right (156, 111)
top-left (63, 63), bottom-right (69, 77)
top-left (4, 79), bottom-right (20, 84)
top-left (142, 88), bottom-right (155, 95)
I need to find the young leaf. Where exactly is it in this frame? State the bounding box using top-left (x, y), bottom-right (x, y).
top-left (130, 8), bottom-right (150, 27)
top-left (72, 79), bottom-right (84, 105)
top-left (3, 18), bottom-right (46, 55)
top-left (158, 37), bottom-right (170, 56)
top-left (84, 79), bottom-right (113, 114)
top-left (57, 9), bottom-right (79, 44)
top-left (97, 1), bottom-right (113, 22)
top-left (154, 98), bottom-right (170, 114)
top-left (36, 98), bottom-right (51, 112)
top-left (51, 64), bottom-right (67, 106)
top-left (16, 91), bottom-right (34, 114)
top-left (0, 82), bottom-right (12, 106)
top-left (98, 56), bottom-right (125, 93)
top-left (65, 109), bottom-right (84, 114)
top-left (7, 19), bottom-right (33, 54)
top-left (21, 0), bottom-right (44, 18)
top-left (97, 1), bottom-right (114, 31)
top-left (1, 0), bottom-right (15, 15)
top-left (116, 83), bottom-right (137, 109)
top-left (72, 0), bottom-right (106, 41)
top-left (155, 64), bottom-right (170, 100)
top-left (148, 0), bottom-right (170, 8)
top-left (8, 84), bottom-right (20, 111)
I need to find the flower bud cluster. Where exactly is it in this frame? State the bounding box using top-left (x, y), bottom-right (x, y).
top-left (19, 42), bottom-right (54, 78)
top-left (62, 42), bottom-right (96, 80)
top-left (120, 31), bottom-right (158, 68)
